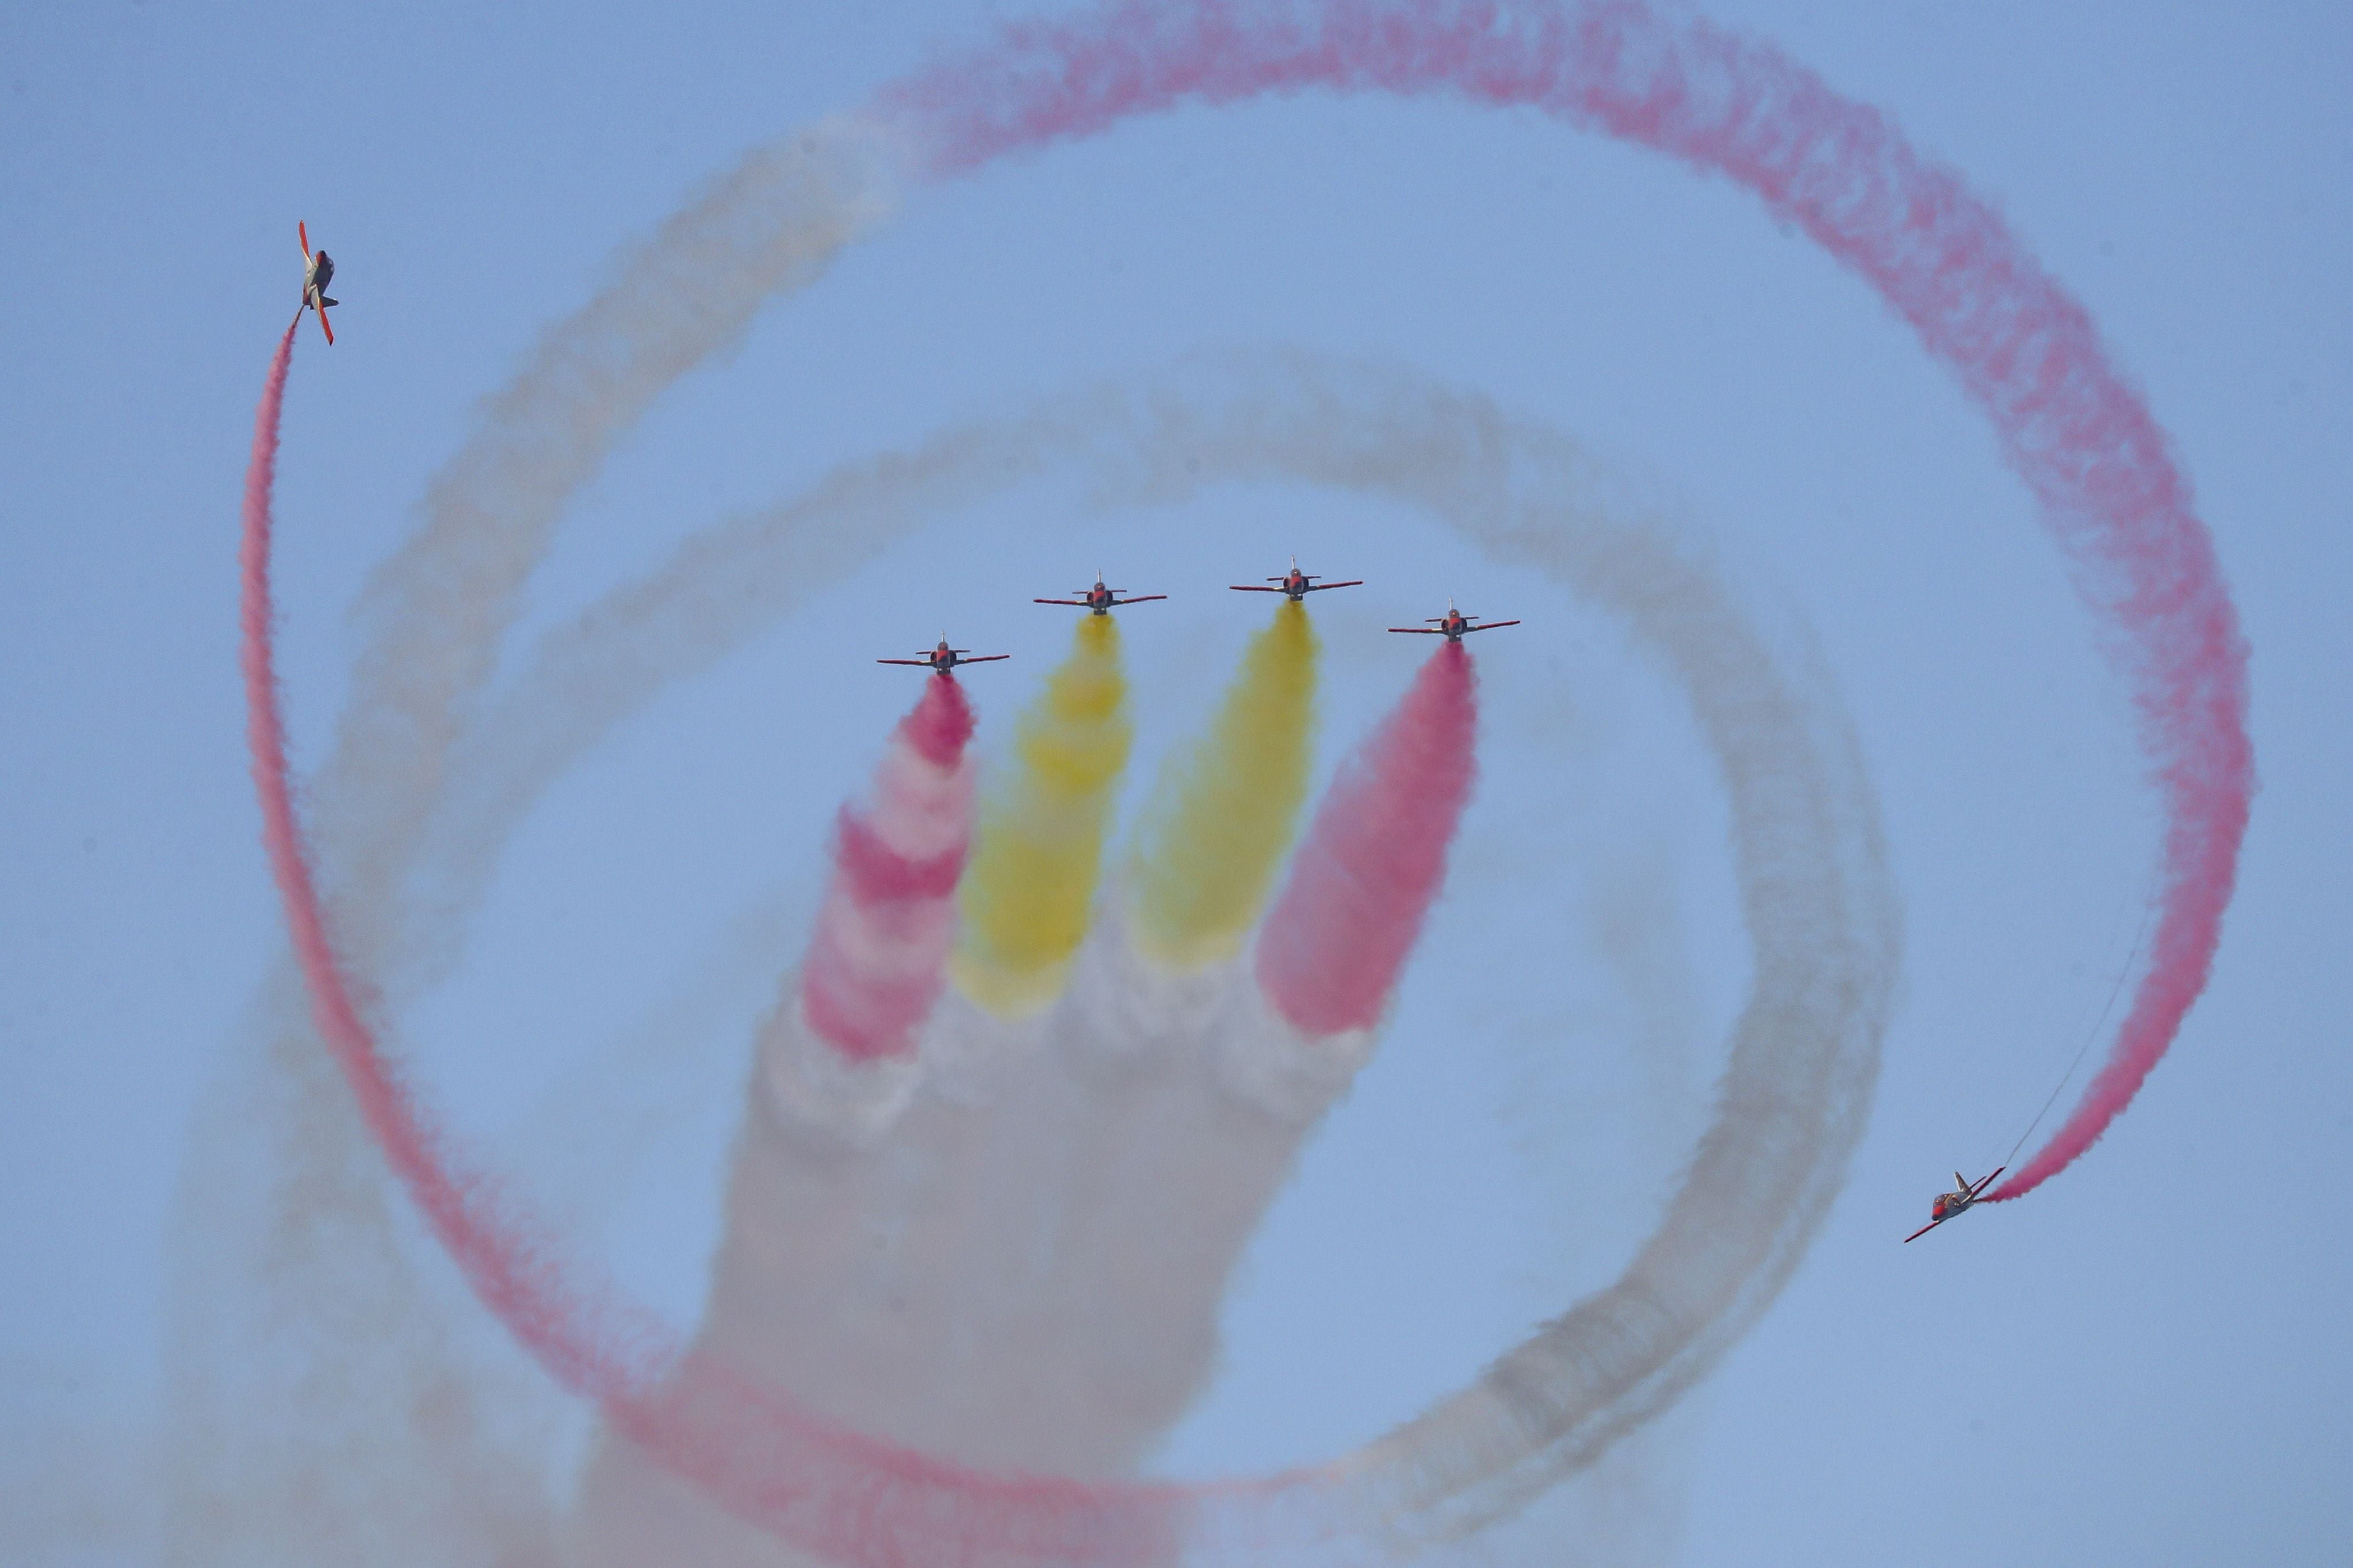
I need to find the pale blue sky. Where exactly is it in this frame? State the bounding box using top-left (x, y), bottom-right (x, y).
top-left (3, 2), bottom-right (2348, 1563)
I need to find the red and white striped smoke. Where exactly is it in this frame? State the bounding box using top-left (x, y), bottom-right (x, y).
top-left (795, 675), bottom-right (977, 1065)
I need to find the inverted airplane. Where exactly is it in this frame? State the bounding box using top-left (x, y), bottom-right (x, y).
top-left (1230, 556), bottom-right (1363, 600)
top-left (1903, 1167), bottom-right (2004, 1244)
top-left (878, 637), bottom-right (1009, 675)
top-left (1388, 598), bottom-right (1520, 641)
top-left (297, 223), bottom-right (337, 345)
top-left (1035, 573), bottom-right (1167, 616)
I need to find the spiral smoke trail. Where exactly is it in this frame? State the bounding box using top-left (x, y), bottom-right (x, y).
top-left (194, 0), bottom-right (2243, 1557)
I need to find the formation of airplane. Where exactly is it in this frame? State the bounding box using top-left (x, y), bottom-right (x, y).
top-left (1035, 572), bottom-right (1168, 616)
top-left (1230, 556), bottom-right (1362, 600)
top-left (911, 566), bottom-right (1518, 662)
top-left (1388, 598), bottom-right (1520, 641)
top-left (297, 223), bottom-right (337, 345)
top-left (878, 637), bottom-right (1010, 675)
top-left (1903, 1168), bottom-right (2004, 1243)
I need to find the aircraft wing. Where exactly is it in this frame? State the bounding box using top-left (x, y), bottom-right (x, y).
top-left (1902, 1217), bottom-right (1944, 1244)
top-left (1968, 1167), bottom-right (2007, 1198)
top-left (877, 658), bottom-right (934, 666)
top-left (1301, 579), bottom-right (1363, 591)
top-left (298, 223), bottom-right (334, 344)
top-left (1114, 594), bottom-right (1168, 605)
top-left (1034, 597), bottom-right (1088, 606)
top-left (1229, 584), bottom-right (1284, 592)
top-left (960, 654), bottom-right (1011, 664)
top-left (1387, 626), bottom-right (1445, 634)
top-left (1463, 618), bottom-right (1520, 632)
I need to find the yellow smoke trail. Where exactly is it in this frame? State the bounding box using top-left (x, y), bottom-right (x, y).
top-left (952, 614), bottom-right (1132, 1016)
top-left (1127, 599), bottom-right (1319, 971)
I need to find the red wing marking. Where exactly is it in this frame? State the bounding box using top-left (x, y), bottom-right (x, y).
top-left (1302, 580), bottom-right (1364, 591)
top-left (1033, 597), bottom-right (1088, 606)
top-left (1968, 1167), bottom-right (2007, 1198)
top-left (1387, 627), bottom-right (1444, 634)
top-left (316, 301), bottom-right (334, 346)
top-left (1463, 619), bottom-right (1520, 632)
top-left (1122, 594), bottom-right (1168, 604)
top-left (1229, 584), bottom-right (1282, 592)
top-left (299, 221), bottom-right (311, 259)
top-left (961, 654), bottom-right (1011, 663)
top-left (877, 658), bottom-right (931, 666)
top-left (1903, 1218), bottom-right (1943, 1244)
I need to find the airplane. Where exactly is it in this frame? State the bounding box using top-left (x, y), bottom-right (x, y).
top-left (1229, 555), bottom-right (1363, 600)
top-left (878, 637), bottom-right (1010, 675)
top-left (1035, 572), bottom-right (1167, 616)
top-left (297, 223), bottom-right (338, 345)
top-left (1902, 1167), bottom-right (2004, 1243)
top-left (1388, 597), bottom-right (1520, 641)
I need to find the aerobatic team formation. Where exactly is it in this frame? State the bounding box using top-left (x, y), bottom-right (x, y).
top-left (892, 566), bottom-right (1516, 673)
top-left (233, 11), bottom-right (2249, 1553)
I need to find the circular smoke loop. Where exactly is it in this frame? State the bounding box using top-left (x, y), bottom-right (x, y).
top-left (219, 0), bottom-right (2247, 1562)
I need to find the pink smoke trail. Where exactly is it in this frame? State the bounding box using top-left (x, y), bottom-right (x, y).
top-left (1257, 642), bottom-right (1478, 1036)
top-left (241, 320), bottom-right (668, 1399)
top-left (799, 675), bottom-right (977, 1061)
top-left (879, 0), bottom-right (2252, 1196)
top-left (242, 327), bottom-right (1195, 1561)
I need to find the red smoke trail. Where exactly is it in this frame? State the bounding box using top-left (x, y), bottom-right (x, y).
top-left (241, 320), bottom-right (668, 1399)
top-left (881, 0), bottom-right (2252, 1195)
top-left (1257, 642), bottom-right (1478, 1036)
top-left (799, 675), bottom-right (977, 1061)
